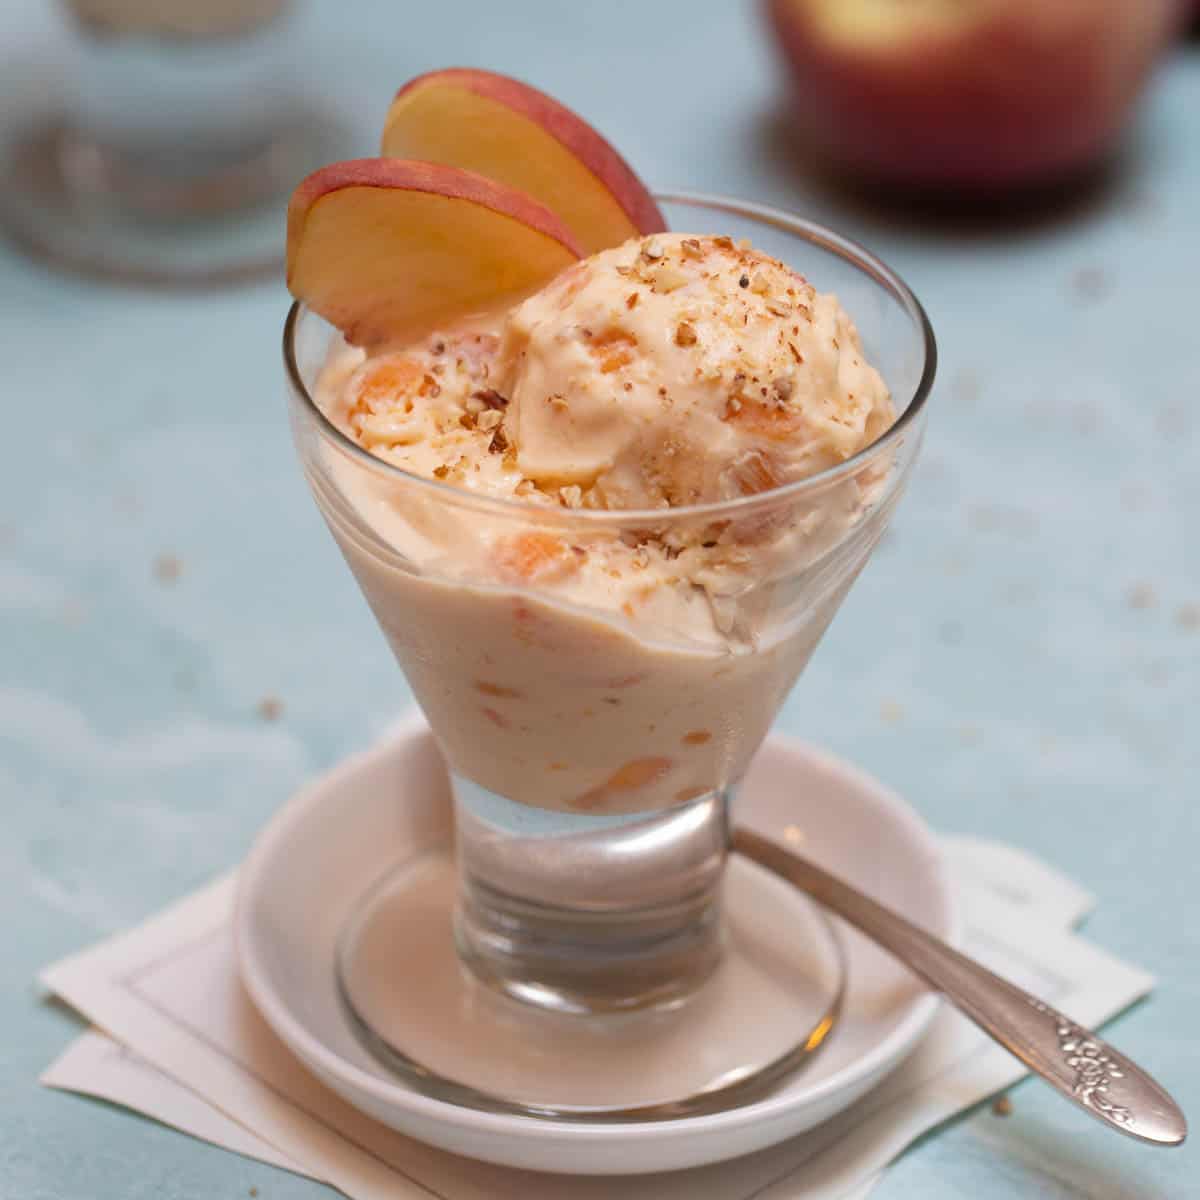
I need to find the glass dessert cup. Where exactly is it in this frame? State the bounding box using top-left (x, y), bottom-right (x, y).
top-left (286, 194), bottom-right (935, 1118)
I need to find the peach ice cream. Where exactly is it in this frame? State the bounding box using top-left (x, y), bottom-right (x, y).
top-left (284, 72), bottom-right (904, 817)
top-left (308, 233), bottom-right (895, 812)
top-left (502, 233), bottom-right (891, 509)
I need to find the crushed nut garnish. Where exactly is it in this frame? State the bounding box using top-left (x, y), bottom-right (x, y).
top-left (459, 412), bottom-right (476, 430)
top-left (788, 342), bottom-right (804, 364)
top-left (625, 292), bottom-right (639, 309)
top-left (476, 408), bottom-right (503, 432)
top-left (472, 388), bottom-right (508, 410)
top-left (153, 554), bottom-right (181, 584)
top-left (549, 393), bottom-right (569, 411)
top-left (560, 484), bottom-right (583, 508)
top-left (675, 322), bottom-right (698, 346)
top-left (433, 464), bottom-right (449, 479)
top-left (749, 271), bottom-right (770, 295)
top-left (654, 264), bottom-right (688, 293)
top-left (773, 377), bottom-right (794, 402)
top-left (713, 236), bottom-right (734, 250)
top-left (681, 238), bottom-right (703, 259)
top-left (488, 428), bottom-right (509, 454)
top-left (641, 238), bottom-right (664, 260)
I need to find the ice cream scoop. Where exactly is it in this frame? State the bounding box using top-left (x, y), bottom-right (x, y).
top-left (498, 232), bottom-right (893, 510)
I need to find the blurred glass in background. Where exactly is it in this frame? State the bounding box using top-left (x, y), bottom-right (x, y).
top-left (0, 0), bottom-right (340, 286)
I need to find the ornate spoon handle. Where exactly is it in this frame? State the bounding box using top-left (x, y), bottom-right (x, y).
top-left (734, 827), bottom-right (1187, 1147)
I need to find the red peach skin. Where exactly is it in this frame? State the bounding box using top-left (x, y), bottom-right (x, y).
top-left (381, 68), bottom-right (666, 253)
top-left (287, 158), bottom-right (583, 347)
top-left (764, 0), bottom-right (1184, 188)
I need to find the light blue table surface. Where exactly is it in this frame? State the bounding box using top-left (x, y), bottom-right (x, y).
top-left (2, 2), bottom-right (1197, 1196)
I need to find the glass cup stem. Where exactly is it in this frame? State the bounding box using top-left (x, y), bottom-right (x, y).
top-left (451, 773), bottom-right (729, 1014)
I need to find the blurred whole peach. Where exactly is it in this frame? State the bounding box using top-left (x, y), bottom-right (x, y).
top-left (763, 0), bottom-right (1186, 188)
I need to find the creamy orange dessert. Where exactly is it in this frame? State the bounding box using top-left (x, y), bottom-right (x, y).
top-left (288, 70), bottom-right (895, 813)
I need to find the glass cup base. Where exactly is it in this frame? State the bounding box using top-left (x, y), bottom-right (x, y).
top-left (336, 847), bottom-right (845, 1120)
top-left (0, 110), bottom-right (342, 287)
top-left (454, 872), bottom-right (723, 1016)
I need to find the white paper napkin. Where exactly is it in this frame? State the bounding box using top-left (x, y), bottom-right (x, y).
top-left (39, 836), bottom-right (1149, 1200)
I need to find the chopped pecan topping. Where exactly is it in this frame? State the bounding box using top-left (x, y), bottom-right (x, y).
top-left (472, 388), bottom-right (508, 410)
top-left (653, 264), bottom-right (688, 293)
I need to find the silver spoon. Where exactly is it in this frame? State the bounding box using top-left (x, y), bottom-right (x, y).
top-left (734, 827), bottom-right (1187, 1147)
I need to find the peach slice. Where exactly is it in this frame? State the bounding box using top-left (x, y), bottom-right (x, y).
top-left (287, 158), bottom-right (583, 347)
top-left (381, 69), bottom-right (666, 255)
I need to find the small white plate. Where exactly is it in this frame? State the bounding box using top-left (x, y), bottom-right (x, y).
top-left (235, 715), bottom-right (956, 1175)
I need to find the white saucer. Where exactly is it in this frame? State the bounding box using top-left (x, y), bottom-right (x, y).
top-left (235, 715), bottom-right (956, 1175)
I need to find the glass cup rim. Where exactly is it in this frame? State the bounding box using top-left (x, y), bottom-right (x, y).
top-left (283, 190), bottom-right (937, 527)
